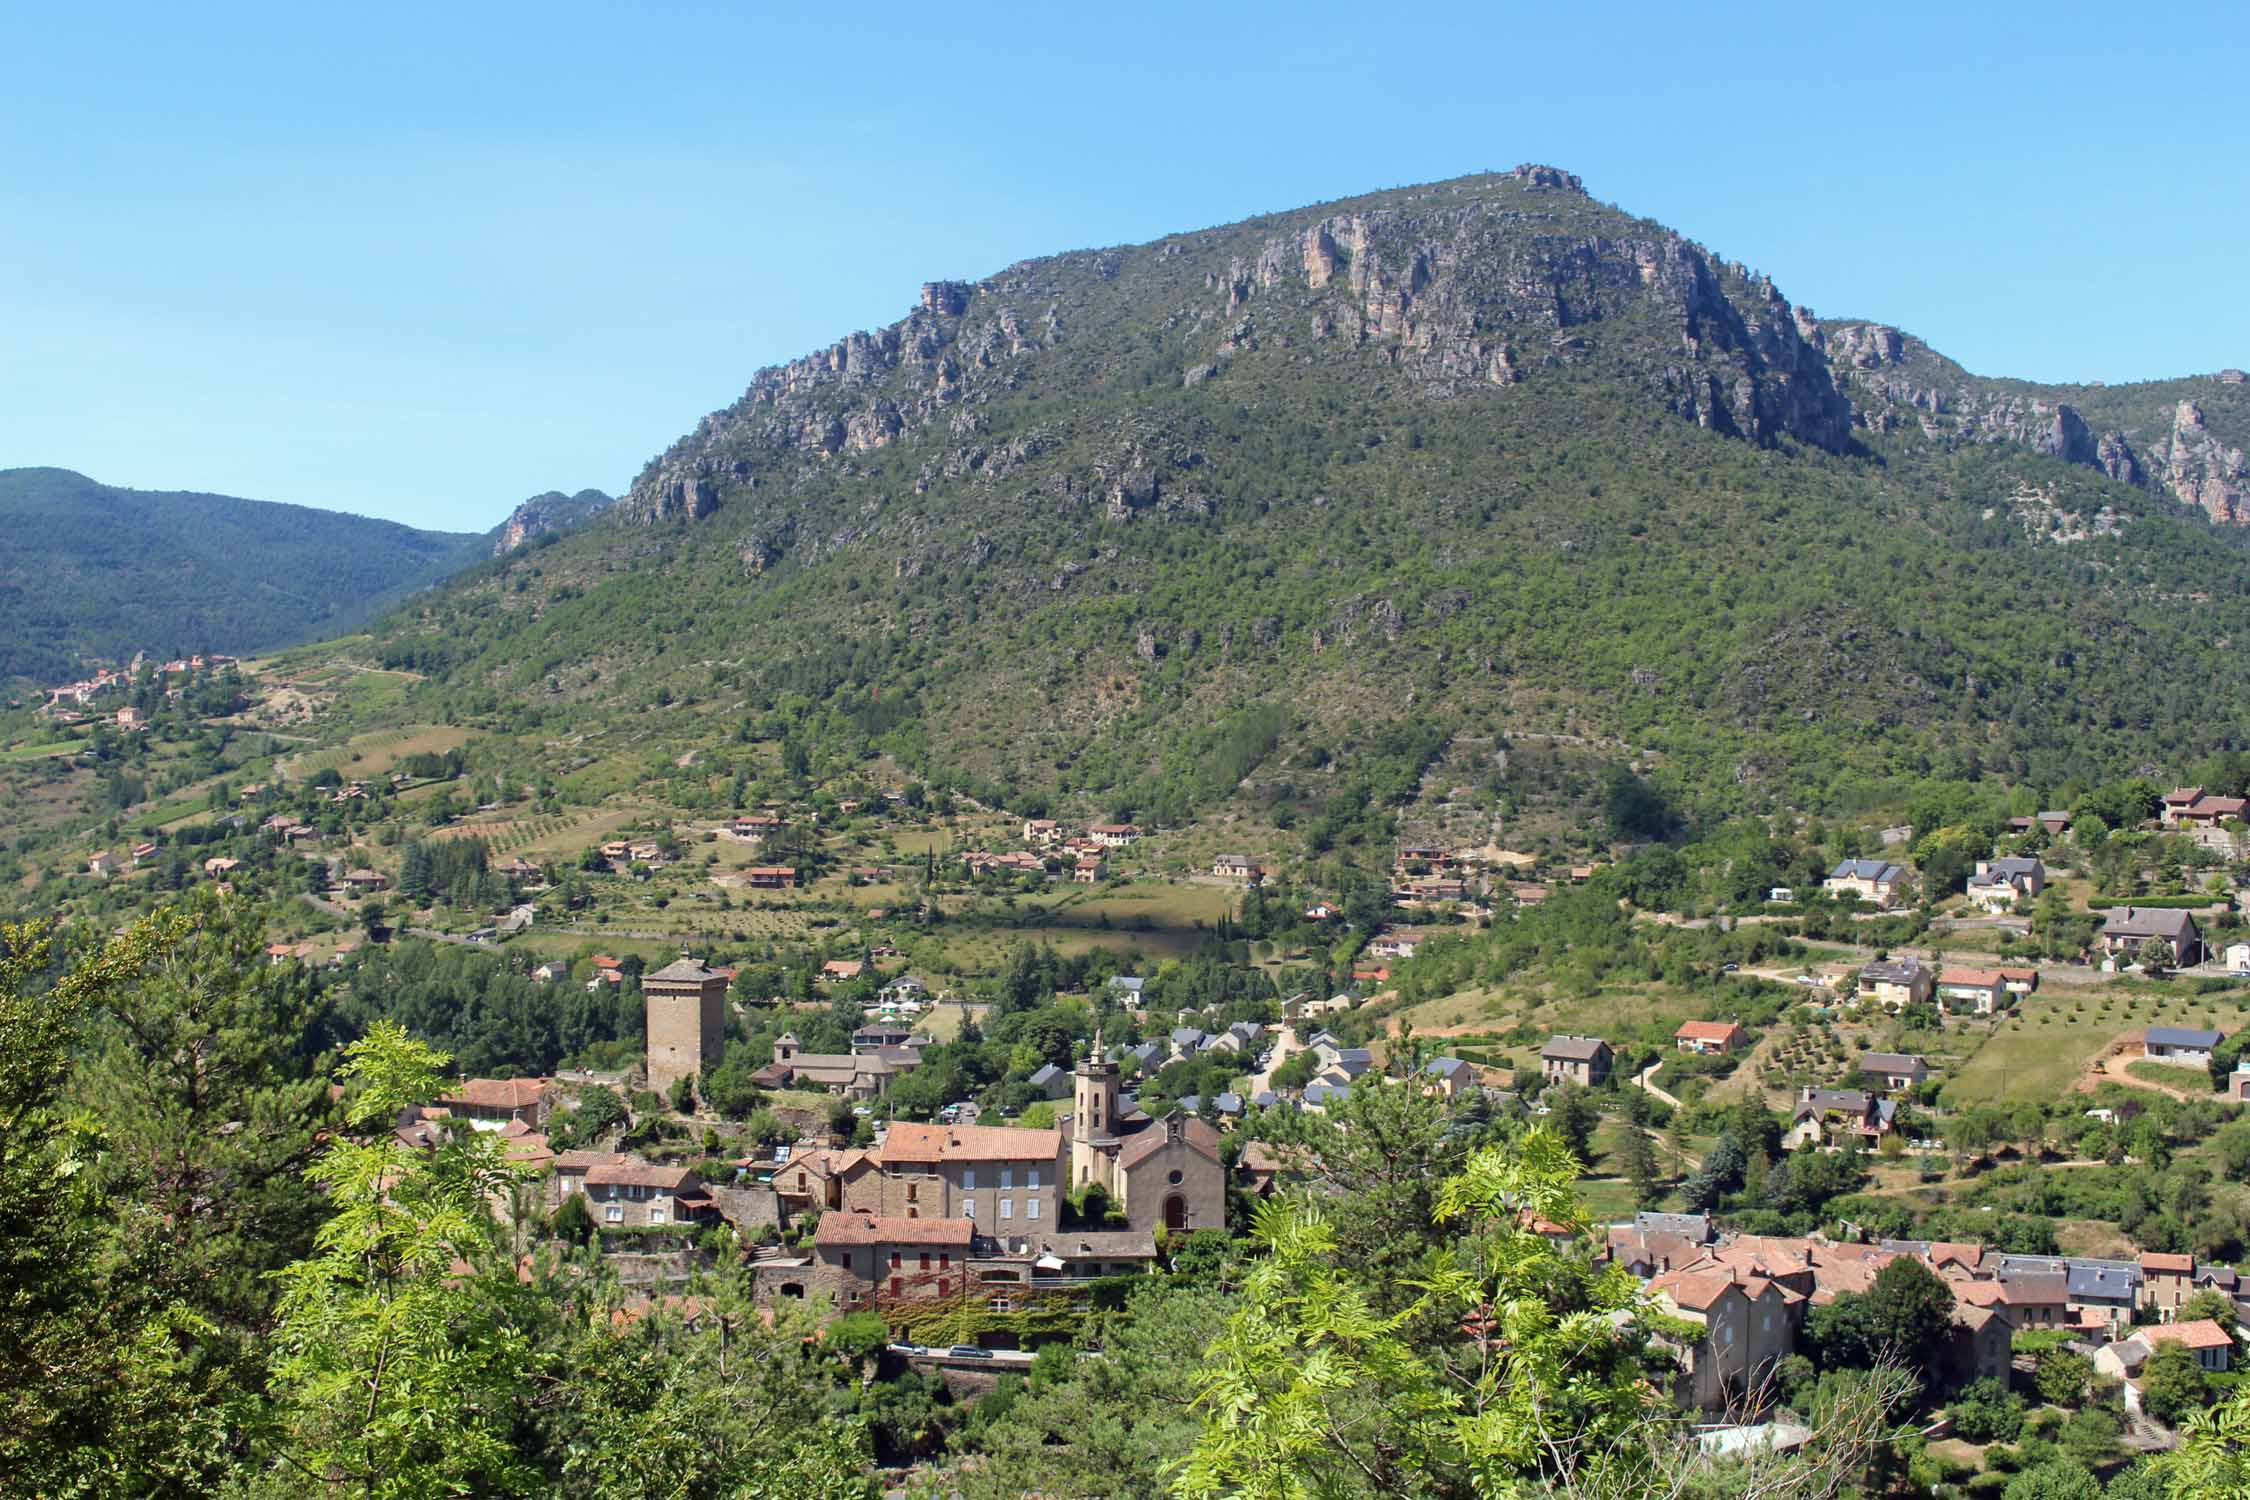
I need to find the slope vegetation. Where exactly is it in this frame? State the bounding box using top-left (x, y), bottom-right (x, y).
top-left (363, 167), bottom-right (2250, 821)
top-left (0, 468), bottom-right (483, 682)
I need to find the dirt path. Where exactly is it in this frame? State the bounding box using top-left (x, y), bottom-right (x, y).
top-left (1635, 1060), bottom-right (1681, 1109)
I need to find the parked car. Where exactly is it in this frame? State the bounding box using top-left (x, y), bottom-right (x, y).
top-left (947, 1344), bottom-right (993, 1359)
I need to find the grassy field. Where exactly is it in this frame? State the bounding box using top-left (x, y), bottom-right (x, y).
top-left (1944, 990), bottom-right (2250, 1105)
top-left (280, 725), bottom-right (471, 783)
top-left (2126, 1059), bottom-right (2217, 1093)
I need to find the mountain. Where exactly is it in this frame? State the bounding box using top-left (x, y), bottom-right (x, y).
top-left (1814, 322), bottom-right (2250, 523)
top-left (369, 166), bottom-right (2250, 821)
top-left (0, 468), bottom-right (484, 683)
top-left (489, 489), bottom-right (615, 556)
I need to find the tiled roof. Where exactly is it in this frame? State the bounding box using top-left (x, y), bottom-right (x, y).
top-left (814, 1213), bottom-right (974, 1248)
top-left (2144, 1319), bottom-right (2234, 1351)
top-left (878, 1122), bottom-right (1061, 1165)
top-left (646, 957), bottom-right (723, 984)
top-left (586, 1162), bottom-right (701, 1191)
top-left (1648, 1270), bottom-right (1736, 1313)
top-left (1542, 1035), bottom-right (1610, 1061)
top-left (1675, 1021), bottom-right (1744, 1042)
top-left (440, 1077), bottom-right (550, 1109)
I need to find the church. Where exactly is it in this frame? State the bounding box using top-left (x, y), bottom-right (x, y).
top-left (1060, 1032), bottom-right (1227, 1234)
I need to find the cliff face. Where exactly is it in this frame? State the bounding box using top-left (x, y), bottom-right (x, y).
top-left (619, 165), bottom-right (1854, 529)
top-left (491, 489), bottom-right (614, 555)
top-left (1817, 322), bottom-right (2249, 525)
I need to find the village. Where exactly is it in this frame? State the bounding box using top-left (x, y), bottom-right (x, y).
top-left (12, 651), bottom-right (2250, 1485)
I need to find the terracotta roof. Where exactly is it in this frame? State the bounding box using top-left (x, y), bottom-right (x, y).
top-left (555, 1150), bottom-right (627, 1171)
top-left (878, 1121), bottom-right (1061, 1165)
top-left (586, 1162), bottom-right (702, 1191)
top-left (440, 1077), bottom-right (549, 1110)
top-left (814, 1213), bottom-right (975, 1248)
top-left (2140, 1252), bottom-right (2196, 1274)
top-left (1648, 1270), bottom-right (1736, 1313)
top-left (1675, 1020), bottom-right (1744, 1043)
top-left (1939, 968), bottom-right (2007, 987)
top-left (2145, 1319), bottom-right (2234, 1351)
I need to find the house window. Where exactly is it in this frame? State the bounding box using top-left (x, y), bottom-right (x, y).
top-left (605, 1205), bottom-right (623, 1223)
top-left (649, 1207), bottom-right (666, 1226)
top-left (939, 1254), bottom-right (949, 1269)
top-left (963, 1199), bottom-right (975, 1220)
top-left (1001, 1199), bottom-right (1013, 1221)
top-left (1027, 1198), bottom-right (1041, 1221)
top-left (963, 1168), bottom-right (976, 1190)
top-left (891, 1277), bottom-right (902, 1296)
top-left (919, 1253), bottom-right (930, 1270)
top-left (1168, 1170), bottom-right (1183, 1185)
top-left (907, 1183), bottom-right (918, 1203)
top-left (890, 1251), bottom-right (902, 1268)
top-left (1027, 1166), bottom-right (1040, 1188)
top-left (1001, 1168), bottom-right (1014, 1189)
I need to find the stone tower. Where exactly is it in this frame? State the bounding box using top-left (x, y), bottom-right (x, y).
top-left (644, 951), bottom-right (727, 1097)
top-left (1071, 1029), bottom-right (1121, 1189)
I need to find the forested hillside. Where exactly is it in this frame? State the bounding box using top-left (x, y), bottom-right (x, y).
top-left (359, 167), bottom-right (2250, 823)
top-left (0, 468), bottom-right (483, 682)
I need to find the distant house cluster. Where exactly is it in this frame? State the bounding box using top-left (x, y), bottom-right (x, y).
top-left (1609, 1214), bottom-right (2247, 1416)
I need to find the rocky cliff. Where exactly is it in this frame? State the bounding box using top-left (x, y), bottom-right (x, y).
top-left (619, 165), bottom-right (1855, 530)
top-left (1816, 321), bottom-right (2249, 525)
top-left (491, 488), bottom-right (614, 555)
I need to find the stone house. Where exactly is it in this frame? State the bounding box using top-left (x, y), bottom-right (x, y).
top-left (1856, 956), bottom-right (1933, 1009)
top-left (435, 1076), bottom-right (553, 1130)
top-left (1785, 1089), bottom-right (1895, 1150)
top-left (868, 1121), bottom-right (1064, 1235)
top-left (2095, 1319), bottom-right (2235, 1391)
top-left (2140, 1252), bottom-right (2198, 1318)
top-left (1423, 1056), bottom-right (1478, 1098)
top-left (2065, 1262), bottom-right (2142, 1331)
top-left (1541, 1035), bottom-right (1612, 1088)
top-left (2101, 907), bottom-right (2202, 967)
top-left (1646, 1270), bottom-right (1799, 1413)
top-left (581, 1161), bottom-right (713, 1228)
top-left (808, 1213), bottom-right (975, 1314)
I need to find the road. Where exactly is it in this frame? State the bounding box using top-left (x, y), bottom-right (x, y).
top-left (1634, 1060), bottom-right (1681, 1109)
top-left (1247, 1024), bottom-right (1305, 1096)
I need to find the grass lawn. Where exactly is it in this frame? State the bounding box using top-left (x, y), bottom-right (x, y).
top-left (1943, 1000), bottom-right (2129, 1105)
top-left (1575, 1177), bottom-right (1639, 1223)
top-left (1945, 990), bottom-right (2250, 1105)
top-left (2126, 1059), bottom-right (2217, 1093)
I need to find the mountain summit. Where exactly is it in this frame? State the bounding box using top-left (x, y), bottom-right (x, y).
top-left (378, 168), bottom-right (2250, 817)
top-left (621, 165), bottom-right (1855, 530)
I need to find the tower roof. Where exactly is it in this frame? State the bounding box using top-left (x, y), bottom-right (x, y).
top-left (647, 955), bottom-right (723, 984)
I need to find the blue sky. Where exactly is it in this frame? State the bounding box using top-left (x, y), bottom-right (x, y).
top-left (4, 1), bottom-right (2243, 531)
